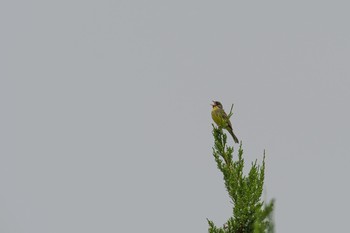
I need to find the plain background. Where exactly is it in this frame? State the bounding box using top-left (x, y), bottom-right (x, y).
top-left (1, 1), bottom-right (350, 232)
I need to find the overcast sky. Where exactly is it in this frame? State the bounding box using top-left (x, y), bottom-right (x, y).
top-left (1, 1), bottom-right (350, 232)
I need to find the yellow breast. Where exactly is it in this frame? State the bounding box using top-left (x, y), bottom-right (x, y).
top-left (211, 106), bottom-right (226, 127)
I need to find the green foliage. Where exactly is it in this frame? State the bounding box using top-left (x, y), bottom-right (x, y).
top-left (208, 126), bottom-right (274, 233)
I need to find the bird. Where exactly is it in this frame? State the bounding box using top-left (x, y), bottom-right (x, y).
top-left (211, 101), bottom-right (239, 143)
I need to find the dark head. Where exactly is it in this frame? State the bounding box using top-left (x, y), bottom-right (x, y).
top-left (211, 101), bottom-right (223, 109)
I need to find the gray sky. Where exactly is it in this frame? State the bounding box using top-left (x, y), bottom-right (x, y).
top-left (1, 1), bottom-right (350, 232)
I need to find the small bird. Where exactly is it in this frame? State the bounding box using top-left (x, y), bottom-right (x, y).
top-left (211, 101), bottom-right (239, 143)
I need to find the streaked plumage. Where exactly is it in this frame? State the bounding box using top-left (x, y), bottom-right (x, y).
top-left (211, 101), bottom-right (239, 143)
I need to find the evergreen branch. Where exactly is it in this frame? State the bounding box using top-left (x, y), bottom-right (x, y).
top-left (227, 104), bottom-right (234, 119)
top-left (208, 125), bottom-right (274, 233)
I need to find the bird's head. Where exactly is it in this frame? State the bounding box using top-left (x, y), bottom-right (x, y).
top-left (211, 101), bottom-right (223, 109)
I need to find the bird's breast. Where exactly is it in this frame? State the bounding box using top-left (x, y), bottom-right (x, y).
top-left (211, 108), bottom-right (225, 126)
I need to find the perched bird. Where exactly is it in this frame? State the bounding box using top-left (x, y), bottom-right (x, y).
top-left (211, 101), bottom-right (239, 143)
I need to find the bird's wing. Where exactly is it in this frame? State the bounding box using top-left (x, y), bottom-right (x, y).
top-left (222, 110), bottom-right (233, 130)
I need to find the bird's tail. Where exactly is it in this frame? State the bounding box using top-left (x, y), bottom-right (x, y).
top-left (229, 130), bottom-right (239, 144)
